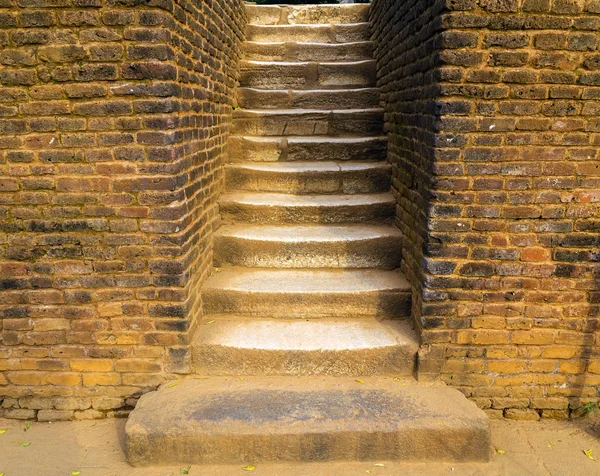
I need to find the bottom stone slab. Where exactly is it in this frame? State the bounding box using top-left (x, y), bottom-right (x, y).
top-left (125, 377), bottom-right (490, 466)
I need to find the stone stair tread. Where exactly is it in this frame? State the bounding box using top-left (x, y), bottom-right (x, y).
top-left (215, 223), bottom-right (402, 243)
top-left (203, 268), bottom-right (410, 294)
top-left (226, 160), bottom-right (389, 173)
top-left (193, 317), bottom-right (416, 351)
top-left (125, 376), bottom-right (491, 465)
top-left (242, 59), bottom-right (375, 66)
top-left (243, 41), bottom-right (374, 62)
top-left (220, 191), bottom-right (394, 208)
top-left (231, 135), bottom-right (387, 142)
top-left (233, 107), bottom-right (384, 116)
top-left (246, 4), bottom-right (370, 25)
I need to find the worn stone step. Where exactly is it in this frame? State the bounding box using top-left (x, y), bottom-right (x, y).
top-left (247, 23), bottom-right (370, 43)
top-left (225, 161), bottom-right (391, 194)
top-left (228, 136), bottom-right (388, 163)
top-left (238, 88), bottom-right (380, 110)
top-left (246, 4), bottom-right (370, 25)
top-left (244, 41), bottom-right (374, 62)
top-left (219, 191), bottom-right (395, 224)
top-left (191, 318), bottom-right (417, 376)
top-left (232, 108), bottom-right (384, 136)
top-left (213, 224), bottom-right (402, 269)
top-left (202, 268), bottom-right (411, 318)
top-left (240, 60), bottom-right (376, 90)
top-left (126, 377), bottom-right (491, 465)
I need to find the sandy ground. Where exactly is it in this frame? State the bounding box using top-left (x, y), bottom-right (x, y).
top-left (0, 416), bottom-right (599, 476)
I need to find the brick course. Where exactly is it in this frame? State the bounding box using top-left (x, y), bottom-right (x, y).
top-left (0, 0), bottom-right (246, 419)
top-left (371, 0), bottom-right (600, 418)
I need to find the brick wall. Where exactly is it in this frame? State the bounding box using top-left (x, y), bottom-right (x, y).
top-left (371, 0), bottom-right (600, 419)
top-left (0, 0), bottom-right (246, 420)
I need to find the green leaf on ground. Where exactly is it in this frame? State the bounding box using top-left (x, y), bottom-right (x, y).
top-left (0, 429), bottom-right (6, 434)
top-left (72, 471), bottom-right (81, 475)
top-left (180, 465), bottom-right (191, 474)
top-left (496, 449), bottom-right (505, 455)
top-left (166, 381), bottom-right (182, 388)
top-left (24, 422), bottom-right (30, 431)
top-left (20, 441), bottom-right (31, 447)
top-left (242, 465), bottom-right (256, 471)
top-left (356, 379), bottom-right (365, 384)
top-left (584, 449), bottom-right (596, 461)
top-left (205, 320), bottom-right (216, 325)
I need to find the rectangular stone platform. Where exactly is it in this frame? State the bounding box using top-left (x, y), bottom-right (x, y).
top-left (125, 377), bottom-right (490, 466)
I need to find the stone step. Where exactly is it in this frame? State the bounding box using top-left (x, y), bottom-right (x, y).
top-left (213, 224), bottom-right (402, 268)
top-left (225, 161), bottom-right (391, 194)
top-left (219, 191), bottom-right (395, 224)
top-left (238, 88), bottom-right (380, 110)
top-left (228, 136), bottom-right (388, 163)
top-left (202, 268), bottom-right (411, 318)
top-left (246, 4), bottom-right (370, 25)
top-left (191, 318), bottom-right (417, 376)
top-left (244, 41), bottom-right (374, 62)
top-left (232, 108), bottom-right (384, 136)
top-left (247, 23), bottom-right (370, 43)
top-left (125, 377), bottom-right (491, 466)
top-left (240, 60), bottom-right (376, 90)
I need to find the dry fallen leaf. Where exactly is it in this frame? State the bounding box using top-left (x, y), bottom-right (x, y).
top-left (496, 449), bottom-right (505, 455)
top-left (583, 449), bottom-right (596, 461)
top-left (242, 465), bottom-right (256, 471)
top-left (373, 463), bottom-right (385, 467)
top-left (205, 320), bottom-right (216, 325)
top-left (548, 441), bottom-right (555, 447)
top-left (166, 381), bottom-right (182, 388)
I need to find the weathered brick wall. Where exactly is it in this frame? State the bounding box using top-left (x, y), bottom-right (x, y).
top-left (0, 0), bottom-right (246, 420)
top-left (371, 0), bottom-right (600, 419)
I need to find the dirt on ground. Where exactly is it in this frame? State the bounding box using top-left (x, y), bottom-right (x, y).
top-left (0, 416), bottom-right (599, 476)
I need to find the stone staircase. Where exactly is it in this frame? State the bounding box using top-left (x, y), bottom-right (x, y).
top-left (125, 3), bottom-right (490, 466)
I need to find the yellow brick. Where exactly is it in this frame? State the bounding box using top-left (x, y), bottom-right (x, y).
top-left (32, 319), bottom-right (70, 331)
top-left (6, 371), bottom-right (47, 386)
top-left (488, 361), bottom-right (527, 374)
top-left (485, 347), bottom-right (519, 359)
top-left (540, 346), bottom-right (577, 359)
top-left (471, 317), bottom-right (506, 329)
top-left (491, 397), bottom-right (530, 409)
top-left (456, 330), bottom-right (510, 345)
top-left (494, 374), bottom-right (535, 386)
top-left (97, 302), bottom-right (123, 317)
top-left (530, 397), bottom-right (569, 410)
top-left (558, 360), bottom-right (586, 374)
top-left (82, 373), bottom-right (121, 387)
top-left (114, 359), bottom-right (161, 373)
top-left (71, 359), bottom-right (114, 372)
top-left (511, 330), bottom-right (556, 345)
top-left (587, 360), bottom-right (600, 374)
top-left (507, 386), bottom-right (545, 398)
top-left (528, 360), bottom-right (558, 373)
top-left (122, 373), bottom-right (164, 387)
top-left (443, 359), bottom-right (485, 373)
top-left (46, 373), bottom-right (81, 386)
